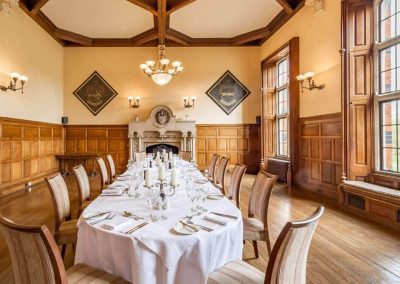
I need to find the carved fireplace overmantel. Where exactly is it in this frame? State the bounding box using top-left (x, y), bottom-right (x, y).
top-left (128, 106), bottom-right (196, 165)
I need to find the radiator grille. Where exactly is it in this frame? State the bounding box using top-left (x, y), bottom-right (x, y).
top-left (347, 194), bottom-right (365, 210)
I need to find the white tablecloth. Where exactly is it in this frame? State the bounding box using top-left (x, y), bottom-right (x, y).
top-left (75, 167), bottom-right (243, 284)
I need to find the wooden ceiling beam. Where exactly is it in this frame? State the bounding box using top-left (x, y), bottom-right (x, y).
top-left (54, 28), bottom-right (93, 46)
top-left (157, 0), bottom-right (167, 44)
top-left (231, 27), bottom-right (269, 46)
top-left (131, 29), bottom-right (159, 46)
top-left (29, 0), bottom-right (50, 15)
top-left (165, 30), bottom-right (190, 46)
top-left (276, 0), bottom-right (294, 13)
top-left (126, 0), bottom-right (158, 15)
top-left (166, 0), bottom-right (196, 15)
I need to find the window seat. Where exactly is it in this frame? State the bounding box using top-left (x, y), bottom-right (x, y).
top-left (342, 180), bottom-right (400, 206)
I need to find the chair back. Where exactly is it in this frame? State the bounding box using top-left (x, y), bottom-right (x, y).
top-left (73, 164), bottom-right (91, 204)
top-left (248, 171), bottom-right (277, 221)
top-left (208, 154), bottom-right (219, 180)
top-left (214, 157), bottom-right (230, 191)
top-left (45, 173), bottom-right (71, 230)
top-left (96, 157), bottom-right (109, 189)
top-left (265, 207), bottom-right (324, 284)
top-left (0, 216), bottom-right (67, 284)
top-left (179, 151), bottom-right (191, 162)
top-left (106, 154), bottom-right (116, 181)
top-left (226, 164), bottom-right (247, 208)
top-left (135, 152), bottom-right (146, 162)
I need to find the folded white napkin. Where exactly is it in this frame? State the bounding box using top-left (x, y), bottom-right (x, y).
top-left (101, 188), bottom-right (123, 195)
top-left (204, 213), bottom-right (228, 226)
top-left (101, 216), bottom-right (132, 231)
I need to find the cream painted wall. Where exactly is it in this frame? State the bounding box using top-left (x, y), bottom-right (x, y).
top-left (63, 47), bottom-right (261, 125)
top-left (0, 9), bottom-right (63, 124)
top-left (260, 1), bottom-right (341, 117)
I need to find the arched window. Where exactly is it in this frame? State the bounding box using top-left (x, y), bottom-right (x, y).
top-left (375, 0), bottom-right (400, 173)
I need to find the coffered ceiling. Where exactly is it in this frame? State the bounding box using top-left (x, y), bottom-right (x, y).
top-left (19, 0), bottom-right (304, 47)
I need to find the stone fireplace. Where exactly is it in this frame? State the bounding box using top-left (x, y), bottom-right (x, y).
top-left (128, 106), bottom-right (196, 165)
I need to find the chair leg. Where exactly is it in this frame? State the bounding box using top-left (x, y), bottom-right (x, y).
top-left (252, 241), bottom-right (259, 258)
top-left (61, 245), bottom-right (66, 259)
top-left (266, 234), bottom-right (272, 257)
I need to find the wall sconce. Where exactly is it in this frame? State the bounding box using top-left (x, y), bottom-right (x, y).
top-left (296, 72), bottom-right (325, 93)
top-left (128, 96), bottom-right (140, 108)
top-left (0, 72), bottom-right (28, 94)
top-left (183, 96), bottom-right (195, 108)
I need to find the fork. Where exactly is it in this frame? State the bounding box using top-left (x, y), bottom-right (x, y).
top-left (89, 212), bottom-right (115, 225)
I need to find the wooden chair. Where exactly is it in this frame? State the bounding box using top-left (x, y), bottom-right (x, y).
top-left (72, 164), bottom-right (92, 218)
top-left (207, 207), bottom-right (325, 284)
top-left (225, 164), bottom-right (247, 208)
top-left (106, 154), bottom-right (116, 183)
top-left (179, 151), bottom-right (191, 162)
top-left (244, 171), bottom-right (277, 258)
top-left (95, 157), bottom-right (109, 190)
top-left (214, 157), bottom-right (230, 194)
top-left (207, 154), bottom-right (219, 182)
top-left (0, 216), bottom-right (130, 284)
top-left (134, 151), bottom-right (146, 162)
top-left (45, 173), bottom-right (77, 258)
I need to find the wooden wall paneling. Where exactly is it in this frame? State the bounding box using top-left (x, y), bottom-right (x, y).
top-left (196, 124), bottom-right (260, 174)
top-left (297, 113), bottom-right (343, 199)
top-left (0, 117), bottom-right (63, 196)
top-left (64, 125), bottom-right (129, 174)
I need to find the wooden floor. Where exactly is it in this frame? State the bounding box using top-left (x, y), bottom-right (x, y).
top-left (0, 173), bottom-right (399, 283)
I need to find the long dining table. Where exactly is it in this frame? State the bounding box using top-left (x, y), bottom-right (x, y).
top-left (75, 159), bottom-right (243, 284)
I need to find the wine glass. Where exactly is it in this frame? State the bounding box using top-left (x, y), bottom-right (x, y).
top-left (186, 180), bottom-right (198, 212)
top-left (194, 178), bottom-right (209, 212)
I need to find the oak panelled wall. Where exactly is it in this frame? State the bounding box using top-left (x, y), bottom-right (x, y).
top-left (0, 117), bottom-right (63, 196)
top-left (64, 125), bottom-right (129, 174)
top-left (196, 124), bottom-right (261, 174)
top-left (296, 113), bottom-right (343, 200)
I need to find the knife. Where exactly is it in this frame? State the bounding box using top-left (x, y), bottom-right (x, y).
top-left (211, 212), bottom-right (238, 220)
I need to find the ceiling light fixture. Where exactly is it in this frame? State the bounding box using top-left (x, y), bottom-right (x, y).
top-left (0, 0), bottom-right (19, 16)
top-left (140, 45), bottom-right (183, 86)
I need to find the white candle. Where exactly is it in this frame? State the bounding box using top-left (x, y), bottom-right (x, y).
top-left (168, 151), bottom-right (172, 160)
top-left (158, 164), bottom-right (165, 180)
top-left (156, 156), bottom-right (161, 166)
top-left (156, 151), bottom-right (160, 158)
top-left (170, 168), bottom-right (177, 187)
top-left (145, 170), bottom-right (150, 187)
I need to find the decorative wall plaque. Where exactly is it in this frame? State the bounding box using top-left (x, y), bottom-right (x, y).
top-left (73, 71), bottom-right (118, 115)
top-left (205, 70), bottom-right (251, 115)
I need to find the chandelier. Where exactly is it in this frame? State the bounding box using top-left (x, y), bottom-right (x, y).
top-left (0, 0), bottom-right (19, 16)
top-left (140, 45), bottom-right (183, 86)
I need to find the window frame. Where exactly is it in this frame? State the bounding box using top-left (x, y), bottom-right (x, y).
top-left (275, 57), bottom-right (290, 158)
top-left (373, 0), bottom-right (400, 175)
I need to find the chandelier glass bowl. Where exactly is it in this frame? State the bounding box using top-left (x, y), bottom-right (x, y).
top-left (140, 45), bottom-right (183, 86)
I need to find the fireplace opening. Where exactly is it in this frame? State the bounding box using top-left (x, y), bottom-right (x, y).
top-left (146, 144), bottom-right (179, 155)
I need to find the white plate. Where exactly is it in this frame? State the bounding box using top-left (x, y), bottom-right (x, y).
top-left (172, 222), bottom-right (197, 235)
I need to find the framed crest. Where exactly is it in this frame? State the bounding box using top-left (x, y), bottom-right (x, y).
top-left (205, 70), bottom-right (251, 115)
top-left (73, 71), bottom-right (118, 116)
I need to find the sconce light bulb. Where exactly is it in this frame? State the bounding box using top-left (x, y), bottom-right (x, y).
top-left (183, 96), bottom-right (188, 101)
top-left (304, 71), bottom-right (315, 79)
top-left (135, 96), bottom-right (140, 100)
top-left (296, 75), bottom-right (306, 81)
top-left (128, 96), bottom-right (133, 101)
top-left (191, 96), bottom-right (196, 100)
top-left (19, 75), bottom-right (28, 82)
top-left (10, 72), bottom-right (20, 79)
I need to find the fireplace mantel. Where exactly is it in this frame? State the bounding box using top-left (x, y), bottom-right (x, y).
top-left (128, 106), bottom-right (196, 165)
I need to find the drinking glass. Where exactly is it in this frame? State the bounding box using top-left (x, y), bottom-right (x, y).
top-left (145, 186), bottom-right (160, 222)
top-left (185, 180), bottom-right (198, 212)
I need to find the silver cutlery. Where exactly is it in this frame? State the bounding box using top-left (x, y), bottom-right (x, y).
top-left (122, 211), bottom-right (145, 220)
top-left (211, 212), bottom-right (238, 220)
top-left (179, 220), bottom-right (198, 232)
top-left (85, 211), bottom-right (111, 220)
top-left (89, 212), bottom-right (115, 225)
top-left (186, 219), bottom-right (213, 232)
top-left (125, 222), bottom-right (148, 234)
